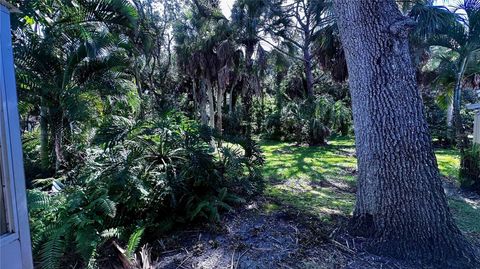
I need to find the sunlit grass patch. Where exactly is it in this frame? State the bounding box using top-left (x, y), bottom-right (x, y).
top-left (261, 137), bottom-right (357, 221)
top-left (260, 137), bottom-right (467, 229)
top-left (435, 148), bottom-right (460, 179)
top-left (265, 184), bottom-right (355, 222)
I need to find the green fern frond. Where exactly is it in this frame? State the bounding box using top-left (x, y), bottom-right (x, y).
top-left (126, 227), bottom-right (145, 258)
top-left (27, 190), bottom-right (52, 212)
top-left (190, 200), bottom-right (210, 220)
top-left (38, 226), bottom-right (66, 269)
top-left (101, 228), bottom-right (122, 240)
top-left (94, 197), bottom-right (117, 218)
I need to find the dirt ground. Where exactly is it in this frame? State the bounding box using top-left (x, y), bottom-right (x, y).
top-left (149, 195), bottom-right (478, 269)
top-left (152, 200), bottom-right (403, 268)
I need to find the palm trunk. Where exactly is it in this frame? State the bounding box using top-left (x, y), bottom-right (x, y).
top-left (39, 102), bottom-right (49, 172)
top-left (452, 55), bottom-right (468, 147)
top-left (217, 87), bottom-right (224, 130)
top-left (446, 100), bottom-right (453, 127)
top-left (52, 121), bottom-right (64, 173)
top-left (303, 46), bottom-right (314, 98)
top-left (192, 79), bottom-right (198, 117)
top-left (206, 81), bottom-right (215, 129)
top-left (259, 89), bottom-right (265, 133)
top-left (333, 0), bottom-right (478, 267)
top-left (228, 88), bottom-right (234, 115)
top-left (244, 44), bottom-right (255, 157)
top-left (216, 87), bottom-right (224, 147)
top-left (199, 80), bottom-right (209, 126)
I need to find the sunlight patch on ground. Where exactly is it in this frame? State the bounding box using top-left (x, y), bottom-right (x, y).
top-left (261, 137), bottom-right (474, 231)
top-left (435, 148), bottom-right (460, 179)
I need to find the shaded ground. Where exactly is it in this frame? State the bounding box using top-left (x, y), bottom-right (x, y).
top-left (152, 137), bottom-right (480, 268)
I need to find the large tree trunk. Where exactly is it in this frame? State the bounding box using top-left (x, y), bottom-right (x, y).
top-left (333, 0), bottom-right (479, 267)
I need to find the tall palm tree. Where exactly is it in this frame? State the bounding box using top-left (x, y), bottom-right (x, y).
top-left (231, 0), bottom-right (284, 156)
top-left (409, 0), bottom-right (480, 144)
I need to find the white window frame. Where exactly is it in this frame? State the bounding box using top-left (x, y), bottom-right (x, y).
top-left (0, 2), bottom-right (33, 268)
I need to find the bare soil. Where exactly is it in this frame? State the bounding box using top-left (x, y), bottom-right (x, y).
top-left (149, 178), bottom-right (480, 269)
top-left (152, 199), bottom-right (423, 269)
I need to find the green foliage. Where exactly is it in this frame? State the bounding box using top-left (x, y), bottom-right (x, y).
top-left (459, 145), bottom-right (480, 192)
top-left (126, 227), bottom-right (145, 259)
top-left (264, 96), bottom-right (351, 145)
top-left (15, 0), bottom-right (480, 267)
top-left (28, 111), bottom-right (263, 268)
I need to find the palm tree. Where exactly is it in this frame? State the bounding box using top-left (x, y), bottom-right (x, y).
top-left (231, 0), bottom-right (284, 156)
top-left (14, 0), bottom-right (138, 173)
top-left (409, 0), bottom-right (480, 144)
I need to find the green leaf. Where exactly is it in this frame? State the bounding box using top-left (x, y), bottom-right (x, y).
top-left (126, 227), bottom-right (145, 258)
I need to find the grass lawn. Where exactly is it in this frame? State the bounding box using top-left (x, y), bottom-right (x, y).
top-left (260, 137), bottom-right (480, 235)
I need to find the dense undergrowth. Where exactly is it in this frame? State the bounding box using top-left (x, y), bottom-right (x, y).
top-left (26, 112), bottom-right (264, 268)
top-left (10, 0), bottom-right (479, 268)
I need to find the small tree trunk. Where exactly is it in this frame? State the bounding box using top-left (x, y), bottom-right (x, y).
top-left (303, 46), bottom-right (314, 98)
top-left (39, 102), bottom-right (50, 172)
top-left (52, 121), bottom-right (64, 173)
top-left (206, 81), bottom-right (215, 129)
top-left (216, 87), bottom-right (224, 138)
top-left (216, 88), bottom-right (224, 148)
top-left (259, 89), bottom-right (265, 133)
top-left (244, 44), bottom-right (255, 157)
top-left (333, 0), bottom-right (479, 267)
top-left (199, 80), bottom-right (209, 126)
top-left (228, 88), bottom-right (234, 116)
top-left (452, 55), bottom-right (468, 147)
top-left (446, 100), bottom-right (453, 127)
top-left (192, 79), bottom-right (198, 117)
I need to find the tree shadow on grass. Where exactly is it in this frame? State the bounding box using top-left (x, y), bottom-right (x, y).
top-left (260, 139), bottom-right (357, 222)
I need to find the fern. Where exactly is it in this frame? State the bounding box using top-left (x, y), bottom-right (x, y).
top-left (38, 225), bottom-right (66, 269)
top-left (126, 227), bottom-right (145, 258)
top-left (27, 190), bottom-right (52, 211)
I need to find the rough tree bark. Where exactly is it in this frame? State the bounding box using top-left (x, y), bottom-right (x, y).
top-left (333, 0), bottom-right (479, 267)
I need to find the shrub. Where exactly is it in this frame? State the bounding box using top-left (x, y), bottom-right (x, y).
top-left (459, 145), bottom-right (480, 192)
top-left (263, 96), bottom-right (350, 145)
top-left (28, 111), bottom-right (264, 269)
